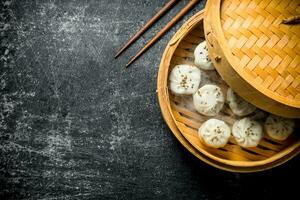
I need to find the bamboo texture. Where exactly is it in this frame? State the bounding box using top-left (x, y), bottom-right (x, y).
top-left (157, 9), bottom-right (300, 172)
top-left (204, 0), bottom-right (300, 118)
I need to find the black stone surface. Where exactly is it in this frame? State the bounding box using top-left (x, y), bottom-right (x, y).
top-left (0, 0), bottom-right (300, 199)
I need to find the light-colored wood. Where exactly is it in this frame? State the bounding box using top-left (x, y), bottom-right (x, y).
top-left (115, 0), bottom-right (178, 58)
top-left (157, 10), bottom-right (300, 172)
top-left (126, 0), bottom-right (199, 67)
top-left (204, 0), bottom-right (300, 118)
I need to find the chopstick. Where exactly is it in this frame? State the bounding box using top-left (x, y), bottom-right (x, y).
top-left (114, 0), bottom-right (178, 58)
top-left (126, 0), bottom-right (199, 68)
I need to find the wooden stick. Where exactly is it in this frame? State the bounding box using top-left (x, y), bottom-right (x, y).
top-left (126, 0), bottom-right (199, 67)
top-left (114, 0), bottom-right (178, 58)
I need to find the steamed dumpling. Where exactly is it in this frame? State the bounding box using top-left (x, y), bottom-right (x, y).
top-left (265, 114), bottom-right (295, 141)
top-left (198, 119), bottom-right (231, 148)
top-left (227, 88), bottom-right (256, 116)
top-left (232, 118), bottom-right (263, 147)
top-left (194, 41), bottom-right (215, 70)
top-left (193, 84), bottom-right (224, 116)
top-left (169, 64), bottom-right (201, 95)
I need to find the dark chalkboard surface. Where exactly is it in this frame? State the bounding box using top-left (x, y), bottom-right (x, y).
top-left (1, 0), bottom-right (299, 199)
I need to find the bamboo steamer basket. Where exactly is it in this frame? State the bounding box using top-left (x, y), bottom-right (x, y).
top-left (204, 0), bottom-right (300, 118)
top-left (157, 10), bottom-right (300, 172)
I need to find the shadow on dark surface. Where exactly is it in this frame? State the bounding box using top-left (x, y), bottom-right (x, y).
top-left (174, 135), bottom-right (300, 200)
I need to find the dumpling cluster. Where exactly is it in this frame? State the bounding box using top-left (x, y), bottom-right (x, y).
top-left (169, 64), bottom-right (201, 95)
top-left (193, 84), bottom-right (224, 116)
top-left (194, 41), bottom-right (215, 70)
top-left (199, 115), bottom-right (296, 148)
top-left (168, 41), bottom-right (296, 150)
top-left (198, 117), bottom-right (265, 148)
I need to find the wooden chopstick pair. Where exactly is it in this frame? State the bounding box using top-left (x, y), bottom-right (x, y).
top-left (115, 0), bottom-right (199, 67)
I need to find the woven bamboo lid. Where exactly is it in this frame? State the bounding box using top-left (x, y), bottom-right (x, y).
top-left (204, 0), bottom-right (300, 118)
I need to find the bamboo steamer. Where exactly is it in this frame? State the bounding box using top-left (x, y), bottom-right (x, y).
top-left (157, 10), bottom-right (300, 172)
top-left (204, 0), bottom-right (300, 118)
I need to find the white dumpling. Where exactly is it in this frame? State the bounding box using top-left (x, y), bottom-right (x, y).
top-left (169, 64), bottom-right (201, 95)
top-left (232, 118), bottom-right (263, 147)
top-left (198, 119), bottom-right (231, 148)
top-left (194, 41), bottom-right (215, 70)
top-left (265, 114), bottom-right (295, 141)
top-left (227, 88), bottom-right (256, 116)
top-left (193, 84), bottom-right (224, 116)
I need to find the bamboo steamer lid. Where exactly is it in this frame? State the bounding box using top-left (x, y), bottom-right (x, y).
top-left (204, 0), bottom-right (300, 118)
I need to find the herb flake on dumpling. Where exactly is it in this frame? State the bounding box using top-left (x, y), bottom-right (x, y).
top-left (169, 64), bottom-right (201, 95)
top-left (265, 114), bottom-right (295, 141)
top-left (198, 119), bottom-right (231, 148)
top-left (227, 88), bottom-right (256, 116)
top-left (193, 84), bottom-right (224, 116)
top-left (232, 118), bottom-right (263, 147)
top-left (194, 41), bottom-right (215, 70)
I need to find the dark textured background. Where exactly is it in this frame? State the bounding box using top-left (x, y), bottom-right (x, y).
top-left (1, 0), bottom-right (300, 199)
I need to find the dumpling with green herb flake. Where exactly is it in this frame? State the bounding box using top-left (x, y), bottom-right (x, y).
top-left (198, 119), bottom-right (231, 148)
top-left (169, 64), bottom-right (201, 95)
top-left (227, 88), bottom-right (256, 116)
top-left (193, 84), bottom-right (224, 116)
top-left (232, 118), bottom-right (263, 147)
top-left (265, 114), bottom-right (295, 141)
top-left (194, 40), bottom-right (215, 70)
